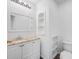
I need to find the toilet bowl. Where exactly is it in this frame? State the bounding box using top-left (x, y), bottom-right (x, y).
top-left (60, 51), bottom-right (72, 59)
top-left (60, 41), bottom-right (72, 59)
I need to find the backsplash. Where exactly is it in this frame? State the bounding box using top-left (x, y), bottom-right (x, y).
top-left (8, 31), bottom-right (36, 40)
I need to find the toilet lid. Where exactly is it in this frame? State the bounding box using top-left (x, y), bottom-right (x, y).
top-left (60, 51), bottom-right (72, 59)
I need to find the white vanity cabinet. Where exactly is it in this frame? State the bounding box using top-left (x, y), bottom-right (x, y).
top-left (7, 44), bottom-right (22, 59)
top-left (23, 39), bottom-right (40, 59)
top-left (7, 39), bottom-right (40, 59)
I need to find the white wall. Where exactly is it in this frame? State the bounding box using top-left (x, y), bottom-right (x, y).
top-left (49, 0), bottom-right (72, 42)
top-left (57, 1), bottom-right (72, 42)
top-left (49, 2), bottom-right (59, 37)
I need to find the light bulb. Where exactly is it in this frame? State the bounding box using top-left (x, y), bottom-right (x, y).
top-left (19, 0), bottom-right (22, 3)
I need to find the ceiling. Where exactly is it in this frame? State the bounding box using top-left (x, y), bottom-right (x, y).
top-left (24, 0), bottom-right (41, 4)
top-left (29, 0), bottom-right (40, 3)
top-left (54, 0), bottom-right (72, 5)
top-left (24, 0), bottom-right (71, 5)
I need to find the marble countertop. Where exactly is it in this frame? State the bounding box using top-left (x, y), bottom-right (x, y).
top-left (7, 37), bottom-right (40, 46)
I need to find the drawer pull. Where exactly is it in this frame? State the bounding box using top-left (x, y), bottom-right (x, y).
top-left (19, 44), bottom-right (24, 47)
top-left (32, 42), bottom-right (35, 43)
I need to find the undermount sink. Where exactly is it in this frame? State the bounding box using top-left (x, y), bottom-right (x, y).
top-left (15, 36), bottom-right (23, 40)
top-left (7, 40), bottom-right (13, 43)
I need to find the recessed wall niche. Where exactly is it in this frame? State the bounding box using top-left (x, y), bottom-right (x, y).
top-left (10, 15), bottom-right (15, 29)
top-left (38, 12), bottom-right (46, 34)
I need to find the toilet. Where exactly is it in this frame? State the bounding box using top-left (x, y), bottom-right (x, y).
top-left (60, 41), bottom-right (72, 59)
top-left (60, 51), bottom-right (72, 59)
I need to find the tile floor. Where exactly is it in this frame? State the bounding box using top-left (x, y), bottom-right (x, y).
top-left (40, 54), bottom-right (60, 59)
top-left (54, 54), bottom-right (60, 59)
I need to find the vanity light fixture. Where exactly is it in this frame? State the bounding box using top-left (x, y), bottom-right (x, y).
top-left (11, 0), bottom-right (31, 9)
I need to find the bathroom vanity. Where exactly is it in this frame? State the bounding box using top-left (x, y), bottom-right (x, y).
top-left (7, 38), bottom-right (40, 59)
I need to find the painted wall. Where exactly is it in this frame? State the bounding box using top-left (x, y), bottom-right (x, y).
top-left (7, 0), bottom-right (36, 39)
top-left (57, 1), bottom-right (72, 42)
top-left (49, 2), bottom-right (59, 37)
top-left (48, 0), bottom-right (72, 42)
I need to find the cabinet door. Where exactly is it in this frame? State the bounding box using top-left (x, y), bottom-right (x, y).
top-left (23, 39), bottom-right (40, 59)
top-left (7, 45), bottom-right (22, 59)
top-left (23, 41), bottom-right (34, 59)
top-left (31, 39), bottom-right (40, 53)
top-left (28, 40), bottom-right (40, 59)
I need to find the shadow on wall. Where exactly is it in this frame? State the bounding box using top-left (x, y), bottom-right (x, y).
top-left (54, 0), bottom-right (72, 6)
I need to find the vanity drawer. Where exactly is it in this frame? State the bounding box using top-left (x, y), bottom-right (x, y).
top-left (23, 39), bottom-right (40, 58)
top-left (23, 53), bottom-right (40, 59)
top-left (7, 44), bottom-right (22, 59)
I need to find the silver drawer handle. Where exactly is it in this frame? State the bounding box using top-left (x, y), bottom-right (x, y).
top-left (32, 42), bottom-right (35, 43)
top-left (19, 44), bottom-right (24, 47)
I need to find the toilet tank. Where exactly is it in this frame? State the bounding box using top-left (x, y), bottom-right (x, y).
top-left (63, 41), bottom-right (72, 52)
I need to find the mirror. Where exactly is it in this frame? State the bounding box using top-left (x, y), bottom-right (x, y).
top-left (9, 12), bottom-right (34, 32)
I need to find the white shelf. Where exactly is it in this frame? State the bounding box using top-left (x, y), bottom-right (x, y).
top-left (8, 30), bottom-right (31, 32)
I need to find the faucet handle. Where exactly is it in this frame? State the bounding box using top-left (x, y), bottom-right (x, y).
top-left (16, 36), bottom-right (23, 40)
